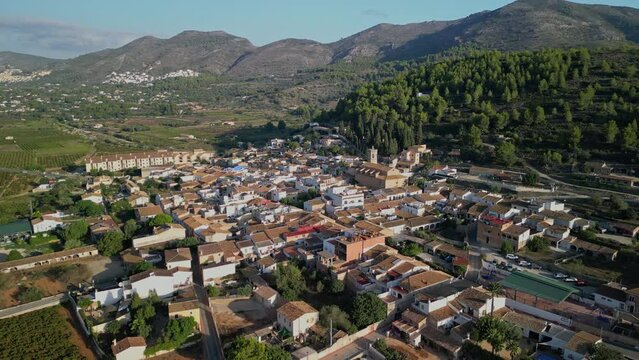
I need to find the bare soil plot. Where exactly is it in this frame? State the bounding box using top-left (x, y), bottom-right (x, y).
top-left (386, 337), bottom-right (437, 360)
top-left (211, 298), bottom-right (275, 338)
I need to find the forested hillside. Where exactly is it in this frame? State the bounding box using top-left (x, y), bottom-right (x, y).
top-left (325, 47), bottom-right (639, 165)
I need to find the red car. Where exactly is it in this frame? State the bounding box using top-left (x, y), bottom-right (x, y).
top-left (575, 280), bottom-right (588, 286)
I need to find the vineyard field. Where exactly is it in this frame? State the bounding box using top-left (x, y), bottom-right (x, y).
top-left (0, 306), bottom-right (85, 360)
top-left (0, 120), bottom-right (91, 170)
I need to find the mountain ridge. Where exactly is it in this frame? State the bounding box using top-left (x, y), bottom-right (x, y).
top-left (2, 0), bottom-right (639, 82)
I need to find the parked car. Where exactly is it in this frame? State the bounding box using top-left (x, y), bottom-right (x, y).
top-left (554, 273), bottom-right (568, 279)
top-left (505, 254), bottom-right (519, 260)
top-left (518, 260), bottom-right (532, 267)
top-left (576, 280), bottom-right (588, 286)
top-left (564, 277), bottom-right (579, 282)
top-left (531, 264), bottom-right (543, 270)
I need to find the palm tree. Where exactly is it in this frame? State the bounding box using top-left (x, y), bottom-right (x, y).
top-left (486, 282), bottom-right (503, 316)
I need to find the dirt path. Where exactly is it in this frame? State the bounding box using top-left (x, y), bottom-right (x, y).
top-left (57, 305), bottom-right (97, 360)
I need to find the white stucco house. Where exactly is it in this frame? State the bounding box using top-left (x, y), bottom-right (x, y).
top-left (112, 337), bottom-right (146, 360)
top-left (277, 301), bottom-right (319, 339)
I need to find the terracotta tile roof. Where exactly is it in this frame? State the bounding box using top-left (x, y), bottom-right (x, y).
top-left (277, 301), bottom-right (318, 321)
top-left (135, 205), bottom-right (163, 217)
top-left (454, 287), bottom-right (491, 311)
top-left (254, 286), bottom-right (278, 300)
top-left (168, 299), bottom-right (199, 313)
top-left (165, 247), bottom-right (192, 263)
top-left (111, 336), bottom-right (146, 355)
top-left (256, 256), bottom-right (276, 267)
top-left (198, 242), bottom-right (223, 257)
top-left (129, 268), bottom-right (173, 283)
top-left (501, 311), bottom-right (547, 333)
top-left (565, 331), bottom-right (600, 354)
top-left (399, 270), bottom-right (452, 293)
top-left (428, 305), bottom-right (458, 322)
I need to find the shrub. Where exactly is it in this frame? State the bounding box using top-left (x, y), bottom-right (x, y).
top-left (526, 236), bottom-right (550, 252)
top-left (236, 284), bottom-right (252, 296)
top-left (373, 339), bottom-right (406, 360)
top-left (7, 250), bottom-right (23, 261)
top-left (206, 285), bottom-right (221, 297)
top-left (17, 286), bottom-right (43, 303)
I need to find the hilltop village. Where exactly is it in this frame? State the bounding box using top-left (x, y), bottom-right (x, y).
top-left (1, 134), bottom-right (638, 360)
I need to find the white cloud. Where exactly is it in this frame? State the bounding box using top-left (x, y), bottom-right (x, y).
top-left (0, 17), bottom-right (140, 59)
top-left (362, 9), bottom-right (388, 19)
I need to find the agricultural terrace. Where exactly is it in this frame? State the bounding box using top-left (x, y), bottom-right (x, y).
top-left (0, 120), bottom-right (91, 169)
top-left (0, 305), bottom-right (93, 360)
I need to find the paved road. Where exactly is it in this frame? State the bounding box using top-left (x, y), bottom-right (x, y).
top-left (0, 293), bottom-right (66, 319)
top-left (522, 161), bottom-right (639, 202)
top-left (192, 251), bottom-right (225, 360)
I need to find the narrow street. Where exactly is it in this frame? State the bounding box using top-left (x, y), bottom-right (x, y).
top-left (192, 251), bottom-right (225, 360)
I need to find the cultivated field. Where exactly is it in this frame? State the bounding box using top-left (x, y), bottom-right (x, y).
top-left (0, 108), bottom-right (299, 171)
top-left (85, 109), bottom-right (299, 152)
top-left (0, 305), bottom-right (93, 360)
top-left (0, 172), bottom-right (39, 197)
top-left (0, 120), bottom-right (91, 169)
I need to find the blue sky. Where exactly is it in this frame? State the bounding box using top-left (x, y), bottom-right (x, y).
top-left (1, 0), bottom-right (637, 58)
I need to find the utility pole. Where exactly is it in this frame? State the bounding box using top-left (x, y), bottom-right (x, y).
top-left (329, 319), bottom-right (333, 347)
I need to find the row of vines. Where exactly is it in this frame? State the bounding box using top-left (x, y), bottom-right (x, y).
top-left (0, 306), bottom-right (85, 360)
top-left (0, 152), bottom-right (83, 169)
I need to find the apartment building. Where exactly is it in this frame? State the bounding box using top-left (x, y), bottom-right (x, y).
top-left (85, 149), bottom-right (214, 172)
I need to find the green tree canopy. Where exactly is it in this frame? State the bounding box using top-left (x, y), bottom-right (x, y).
top-left (97, 231), bottom-right (125, 256)
top-left (71, 200), bottom-right (104, 217)
top-left (495, 141), bottom-right (517, 166)
top-left (123, 219), bottom-right (139, 240)
top-left (130, 261), bottom-right (153, 275)
top-left (274, 263), bottom-right (306, 301)
top-left (320, 305), bottom-right (357, 334)
top-left (605, 120), bottom-right (619, 144)
top-left (62, 220), bottom-right (89, 249)
top-left (351, 292), bottom-right (386, 328)
top-left (148, 213), bottom-right (172, 227)
top-left (329, 278), bottom-right (345, 294)
top-left (226, 336), bottom-right (291, 360)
